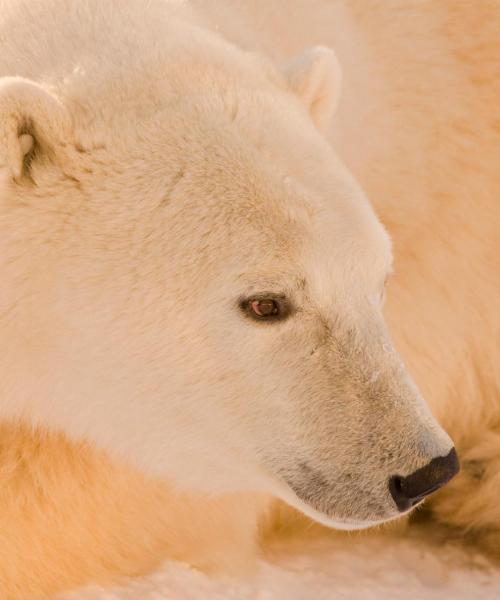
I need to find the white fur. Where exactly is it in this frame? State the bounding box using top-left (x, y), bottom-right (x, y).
top-left (0, 0), bottom-right (454, 526)
top-left (1, 1), bottom-right (497, 597)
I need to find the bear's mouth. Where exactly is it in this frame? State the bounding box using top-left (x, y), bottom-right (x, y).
top-left (275, 462), bottom-right (404, 529)
top-left (280, 483), bottom-right (403, 531)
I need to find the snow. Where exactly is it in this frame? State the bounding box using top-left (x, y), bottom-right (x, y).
top-left (59, 528), bottom-right (500, 600)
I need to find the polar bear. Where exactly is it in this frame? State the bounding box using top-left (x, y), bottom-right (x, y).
top-left (0, 0), bottom-right (497, 599)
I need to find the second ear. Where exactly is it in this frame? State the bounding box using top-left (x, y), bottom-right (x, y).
top-left (283, 46), bottom-right (342, 133)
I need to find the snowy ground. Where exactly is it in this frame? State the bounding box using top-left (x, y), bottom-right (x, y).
top-left (60, 527), bottom-right (500, 600)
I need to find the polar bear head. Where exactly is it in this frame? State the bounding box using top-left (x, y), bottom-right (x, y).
top-left (0, 39), bottom-right (458, 529)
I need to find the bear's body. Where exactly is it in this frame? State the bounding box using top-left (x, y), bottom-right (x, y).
top-left (0, 1), bottom-right (498, 599)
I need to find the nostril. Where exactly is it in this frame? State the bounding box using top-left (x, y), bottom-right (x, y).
top-left (388, 475), bottom-right (412, 511)
top-left (389, 448), bottom-right (460, 512)
top-left (391, 475), bottom-right (403, 495)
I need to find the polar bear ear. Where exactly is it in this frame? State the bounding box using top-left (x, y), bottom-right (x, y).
top-left (283, 46), bottom-right (342, 133)
top-left (0, 77), bottom-right (71, 181)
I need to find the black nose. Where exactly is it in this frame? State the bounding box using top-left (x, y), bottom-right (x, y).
top-left (389, 448), bottom-right (460, 512)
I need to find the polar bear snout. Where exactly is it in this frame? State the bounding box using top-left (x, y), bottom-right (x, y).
top-left (388, 447), bottom-right (460, 511)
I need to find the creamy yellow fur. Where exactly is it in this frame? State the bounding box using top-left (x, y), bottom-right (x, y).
top-left (0, 423), bottom-right (269, 599)
top-left (0, 1), bottom-right (498, 599)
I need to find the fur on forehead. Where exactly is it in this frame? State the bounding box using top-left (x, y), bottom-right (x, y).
top-left (131, 97), bottom-right (320, 224)
top-left (68, 80), bottom-right (390, 296)
top-left (301, 186), bottom-right (393, 305)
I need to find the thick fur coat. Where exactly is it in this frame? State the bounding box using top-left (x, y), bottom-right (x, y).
top-left (0, 1), bottom-right (498, 598)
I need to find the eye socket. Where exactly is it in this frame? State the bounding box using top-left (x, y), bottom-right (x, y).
top-left (239, 295), bottom-right (290, 322)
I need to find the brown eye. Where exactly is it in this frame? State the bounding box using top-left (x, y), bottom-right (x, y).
top-left (239, 294), bottom-right (291, 322)
top-left (250, 298), bottom-right (279, 318)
